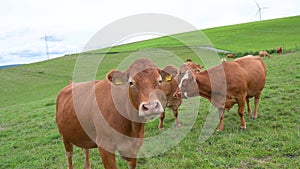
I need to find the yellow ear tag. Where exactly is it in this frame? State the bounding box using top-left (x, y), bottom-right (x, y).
top-left (165, 75), bottom-right (172, 82)
top-left (114, 79), bottom-right (123, 85)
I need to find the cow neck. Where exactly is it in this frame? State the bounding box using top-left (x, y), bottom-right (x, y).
top-left (115, 106), bottom-right (146, 138)
top-left (194, 70), bottom-right (212, 101)
top-left (129, 120), bottom-right (145, 138)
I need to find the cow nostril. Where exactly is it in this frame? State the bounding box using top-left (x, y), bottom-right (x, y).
top-left (141, 102), bottom-right (160, 112)
top-left (154, 102), bottom-right (159, 109)
top-left (142, 104), bottom-right (149, 111)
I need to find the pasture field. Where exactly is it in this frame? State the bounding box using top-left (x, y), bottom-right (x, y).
top-left (105, 15), bottom-right (300, 53)
top-left (0, 52), bottom-right (299, 168)
top-left (0, 16), bottom-right (300, 168)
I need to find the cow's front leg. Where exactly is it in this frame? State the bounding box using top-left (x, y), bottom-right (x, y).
top-left (83, 148), bottom-right (91, 169)
top-left (122, 156), bottom-right (137, 169)
top-left (158, 112), bottom-right (165, 130)
top-left (98, 147), bottom-right (117, 169)
top-left (173, 108), bottom-right (181, 127)
top-left (119, 149), bottom-right (139, 169)
top-left (217, 108), bottom-right (225, 132)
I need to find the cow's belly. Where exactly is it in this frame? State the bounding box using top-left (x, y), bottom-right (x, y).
top-left (224, 97), bottom-right (238, 110)
top-left (61, 125), bottom-right (97, 149)
top-left (57, 113), bottom-right (97, 149)
top-left (247, 89), bottom-right (261, 98)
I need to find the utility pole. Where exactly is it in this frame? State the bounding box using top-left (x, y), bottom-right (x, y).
top-left (44, 33), bottom-right (49, 59)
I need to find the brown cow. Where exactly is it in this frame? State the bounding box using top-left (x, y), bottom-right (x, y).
top-left (56, 58), bottom-right (175, 169)
top-left (158, 65), bottom-right (182, 130)
top-left (259, 51), bottom-right (271, 58)
top-left (227, 53), bottom-right (234, 58)
top-left (178, 55), bottom-right (266, 131)
top-left (185, 59), bottom-right (204, 73)
top-left (221, 58), bottom-right (227, 63)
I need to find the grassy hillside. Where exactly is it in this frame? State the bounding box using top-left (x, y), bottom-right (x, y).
top-left (0, 16), bottom-right (299, 168)
top-left (1, 16), bottom-right (299, 107)
top-left (1, 53), bottom-right (299, 168)
top-left (107, 15), bottom-right (300, 53)
top-left (203, 15), bottom-right (300, 52)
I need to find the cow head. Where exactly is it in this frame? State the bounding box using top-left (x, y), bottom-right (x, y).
top-left (107, 58), bottom-right (174, 119)
top-left (178, 60), bottom-right (203, 98)
top-left (160, 65), bottom-right (181, 99)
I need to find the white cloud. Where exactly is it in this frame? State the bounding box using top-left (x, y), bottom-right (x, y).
top-left (0, 0), bottom-right (299, 66)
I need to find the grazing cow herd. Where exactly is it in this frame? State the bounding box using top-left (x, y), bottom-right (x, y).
top-left (56, 55), bottom-right (267, 168)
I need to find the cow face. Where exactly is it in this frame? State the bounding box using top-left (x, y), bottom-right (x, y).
top-left (107, 59), bottom-right (173, 119)
top-left (159, 65), bottom-right (181, 99)
top-left (185, 61), bottom-right (204, 73)
top-left (178, 63), bottom-right (200, 98)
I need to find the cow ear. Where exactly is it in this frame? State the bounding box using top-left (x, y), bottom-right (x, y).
top-left (106, 69), bottom-right (128, 85)
top-left (161, 71), bottom-right (172, 82)
top-left (161, 67), bottom-right (176, 82)
top-left (162, 65), bottom-right (178, 78)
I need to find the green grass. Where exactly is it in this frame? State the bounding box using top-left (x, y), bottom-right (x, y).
top-left (104, 15), bottom-right (300, 53)
top-left (203, 15), bottom-right (300, 52)
top-left (1, 16), bottom-right (300, 168)
top-left (1, 53), bottom-right (299, 168)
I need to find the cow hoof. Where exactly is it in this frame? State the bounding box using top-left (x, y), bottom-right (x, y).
top-left (177, 124), bottom-right (182, 128)
top-left (240, 127), bottom-right (246, 130)
top-left (252, 116), bottom-right (257, 120)
top-left (216, 129), bottom-right (223, 132)
top-left (159, 128), bottom-right (164, 131)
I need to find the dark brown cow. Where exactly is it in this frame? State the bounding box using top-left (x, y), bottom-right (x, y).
top-left (158, 65), bottom-right (182, 130)
top-left (56, 58), bottom-right (174, 169)
top-left (178, 55), bottom-right (266, 131)
top-left (277, 47), bottom-right (282, 54)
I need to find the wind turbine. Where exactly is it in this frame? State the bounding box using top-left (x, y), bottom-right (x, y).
top-left (256, 2), bottom-right (268, 21)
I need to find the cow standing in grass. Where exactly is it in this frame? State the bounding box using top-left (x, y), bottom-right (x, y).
top-left (56, 58), bottom-right (175, 169)
top-left (227, 53), bottom-right (234, 58)
top-left (158, 65), bottom-right (182, 130)
top-left (259, 51), bottom-right (271, 58)
top-left (178, 55), bottom-right (266, 131)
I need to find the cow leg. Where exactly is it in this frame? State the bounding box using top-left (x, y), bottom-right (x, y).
top-left (98, 147), bottom-right (117, 169)
top-left (246, 98), bottom-right (252, 115)
top-left (62, 138), bottom-right (74, 169)
top-left (83, 149), bottom-right (91, 169)
top-left (238, 98), bottom-right (246, 130)
top-left (122, 156), bottom-right (137, 169)
top-left (158, 112), bottom-right (165, 130)
top-left (252, 93), bottom-right (262, 120)
top-left (217, 108), bottom-right (225, 132)
top-left (173, 108), bottom-right (181, 127)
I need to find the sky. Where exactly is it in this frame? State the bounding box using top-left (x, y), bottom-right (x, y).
top-left (0, 0), bottom-right (299, 66)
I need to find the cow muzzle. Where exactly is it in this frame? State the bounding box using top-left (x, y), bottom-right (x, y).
top-left (182, 92), bottom-right (189, 99)
top-left (138, 100), bottom-right (164, 117)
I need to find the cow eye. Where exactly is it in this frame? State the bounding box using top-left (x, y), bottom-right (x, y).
top-left (155, 80), bottom-right (161, 87)
top-left (129, 81), bottom-right (134, 86)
